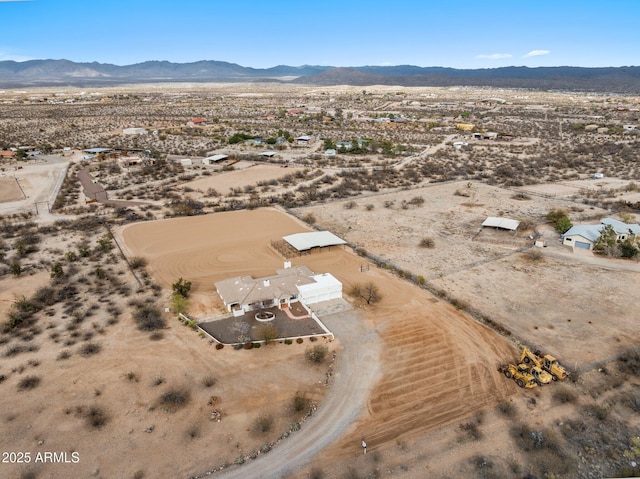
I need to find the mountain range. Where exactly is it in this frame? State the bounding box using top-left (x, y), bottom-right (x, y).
top-left (1, 59), bottom-right (639, 93)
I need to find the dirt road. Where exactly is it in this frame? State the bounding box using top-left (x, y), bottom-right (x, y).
top-left (202, 309), bottom-right (381, 479)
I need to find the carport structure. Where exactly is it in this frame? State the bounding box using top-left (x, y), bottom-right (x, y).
top-left (271, 231), bottom-right (347, 258)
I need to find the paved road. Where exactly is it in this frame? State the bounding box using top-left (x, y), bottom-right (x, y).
top-left (195, 308), bottom-right (381, 479)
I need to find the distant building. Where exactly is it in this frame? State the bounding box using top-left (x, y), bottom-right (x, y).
top-left (295, 135), bottom-right (315, 146)
top-left (202, 154), bottom-right (229, 165)
top-left (188, 118), bottom-right (207, 127)
top-left (455, 123), bottom-right (475, 131)
top-left (0, 150), bottom-right (16, 159)
top-left (123, 127), bottom-right (148, 136)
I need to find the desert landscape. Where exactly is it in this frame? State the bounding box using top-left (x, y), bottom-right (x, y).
top-left (1, 82), bottom-right (639, 479)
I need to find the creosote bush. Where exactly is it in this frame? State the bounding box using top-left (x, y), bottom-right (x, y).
top-left (133, 303), bottom-right (166, 331)
top-left (159, 387), bottom-right (191, 412)
top-left (17, 375), bottom-right (41, 390)
top-left (252, 414), bottom-right (274, 434)
top-left (306, 344), bottom-right (328, 363)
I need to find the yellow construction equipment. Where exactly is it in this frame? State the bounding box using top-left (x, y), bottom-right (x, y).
top-left (498, 363), bottom-right (538, 389)
top-left (520, 347), bottom-right (568, 381)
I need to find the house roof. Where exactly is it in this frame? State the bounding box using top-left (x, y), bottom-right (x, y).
top-left (562, 225), bottom-right (602, 243)
top-left (283, 231), bottom-right (347, 251)
top-left (563, 218), bottom-right (640, 243)
top-left (481, 217), bottom-right (520, 231)
top-left (601, 217), bottom-right (640, 235)
top-left (83, 148), bottom-right (112, 154)
top-left (204, 154), bottom-right (228, 162)
top-left (295, 135), bottom-right (314, 141)
top-left (191, 118), bottom-right (207, 123)
top-left (215, 265), bottom-right (316, 307)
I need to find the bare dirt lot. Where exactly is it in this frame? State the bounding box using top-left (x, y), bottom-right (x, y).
top-left (182, 162), bottom-right (304, 197)
top-left (0, 176), bottom-right (24, 203)
top-left (295, 180), bottom-right (640, 367)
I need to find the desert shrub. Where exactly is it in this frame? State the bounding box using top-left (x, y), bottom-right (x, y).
top-left (252, 414), bottom-right (274, 434)
top-left (583, 403), bottom-right (609, 421)
top-left (618, 351), bottom-right (640, 376)
top-left (151, 375), bottom-right (165, 387)
top-left (309, 468), bottom-right (325, 479)
top-left (523, 248), bottom-right (543, 262)
top-left (129, 256), bottom-right (148, 269)
top-left (125, 371), bottom-right (139, 383)
top-left (284, 339), bottom-right (293, 345)
top-left (57, 350), bottom-right (72, 360)
top-left (497, 401), bottom-right (516, 417)
top-left (201, 375), bottom-right (217, 388)
top-left (459, 419), bottom-right (483, 441)
top-left (159, 387), bottom-right (191, 412)
top-left (302, 213), bottom-right (316, 224)
top-left (419, 237), bottom-right (435, 248)
top-left (17, 375), bottom-right (41, 390)
top-left (552, 387), bottom-right (577, 404)
top-left (84, 406), bottom-right (109, 428)
top-left (79, 342), bottom-right (102, 356)
top-left (344, 201), bottom-right (357, 209)
top-left (255, 324), bottom-right (279, 344)
top-left (33, 286), bottom-right (58, 307)
top-left (296, 338), bottom-right (303, 344)
top-left (546, 208), bottom-right (573, 233)
top-left (133, 303), bottom-right (165, 331)
top-left (215, 343), bottom-right (224, 350)
top-left (186, 425), bottom-right (200, 439)
top-left (292, 392), bottom-right (311, 413)
top-left (306, 345), bottom-right (328, 363)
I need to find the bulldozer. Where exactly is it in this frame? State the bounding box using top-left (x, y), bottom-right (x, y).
top-left (498, 363), bottom-right (538, 388)
top-left (520, 347), bottom-right (568, 381)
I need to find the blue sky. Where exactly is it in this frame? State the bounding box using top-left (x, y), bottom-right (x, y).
top-left (0, 0), bottom-right (638, 68)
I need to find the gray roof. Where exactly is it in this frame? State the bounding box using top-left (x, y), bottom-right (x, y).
top-left (481, 217), bottom-right (520, 231)
top-left (283, 231), bottom-right (347, 251)
top-left (562, 225), bottom-right (602, 243)
top-left (215, 265), bottom-right (315, 307)
top-left (204, 154), bottom-right (228, 162)
top-left (83, 148), bottom-right (112, 154)
top-left (601, 217), bottom-right (640, 235)
top-left (563, 218), bottom-right (640, 243)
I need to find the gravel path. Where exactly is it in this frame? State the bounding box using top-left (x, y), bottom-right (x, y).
top-left (199, 308), bottom-right (381, 479)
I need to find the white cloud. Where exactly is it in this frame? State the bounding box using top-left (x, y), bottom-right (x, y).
top-left (523, 50), bottom-right (550, 58)
top-left (0, 49), bottom-right (32, 61)
top-left (475, 53), bottom-right (512, 60)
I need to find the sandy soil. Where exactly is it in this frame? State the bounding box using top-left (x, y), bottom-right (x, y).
top-left (295, 180), bottom-right (640, 367)
top-left (0, 176), bottom-right (24, 203)
top-left (182, 162), bottom-right (304, 197)
top-left (0, 157), bottom-right (69, 218)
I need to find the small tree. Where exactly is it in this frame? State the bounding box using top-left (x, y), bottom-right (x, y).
top-left (10, 262), bottom-right (22, 277)
top-left (555, 216), bottom-right (573, 234)
top-left (170, 294), bottom-right (189, 315)
top-left (349, 282), bottom-right (382, 306)
top-left (620, 239), bottom-right (639, 258)
top-left (594, 224), bottom-right (617, 255)
top-left (50, 262), bottom-right (64, 279)
top-left (306, 344), bottom-right (328, 363)
top-left (171, 277), bottom-right (192, 298)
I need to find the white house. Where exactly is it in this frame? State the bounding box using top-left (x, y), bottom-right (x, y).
top-left (215, 265), bottom-right (342, 315)
top-left (123, 127), bottom-right (148, 136)
top-left (562, 217), bottom-right (640, 250)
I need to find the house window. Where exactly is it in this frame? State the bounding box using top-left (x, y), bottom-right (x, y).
top-left (565, 238), bottom-right (572, 242)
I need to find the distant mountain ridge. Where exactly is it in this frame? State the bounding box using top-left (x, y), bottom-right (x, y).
top-left (1, 59), bottom-right (639, 93)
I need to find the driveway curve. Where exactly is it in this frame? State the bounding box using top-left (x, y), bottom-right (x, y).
top-left (193, 309), bottom-right (381, 479)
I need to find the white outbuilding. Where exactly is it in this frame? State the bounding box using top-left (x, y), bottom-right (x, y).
top-left (297, 273), bottom-right (343, 305)
top-left (123, 127), bottom-right (148, 135)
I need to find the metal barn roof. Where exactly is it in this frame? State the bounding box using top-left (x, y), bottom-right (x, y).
top-left (481, 217), bottom-right (520, 231)
top-left (283, 231), bottom-right (347, 251)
